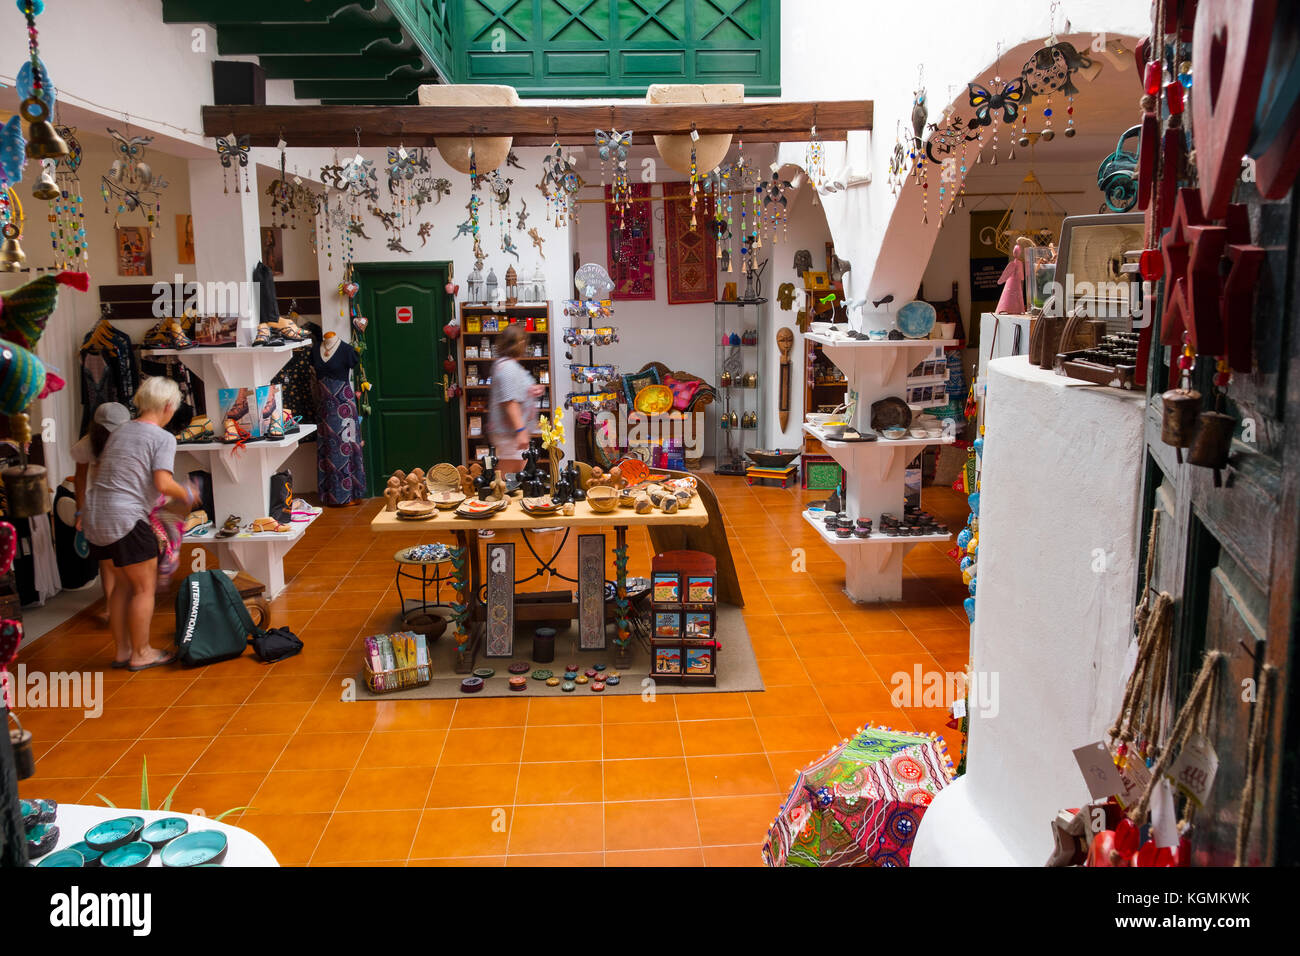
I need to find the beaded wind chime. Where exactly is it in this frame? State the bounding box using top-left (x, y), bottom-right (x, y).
top-left (1017, 2), bottom-right (1084, 148)
top-left (467, 140), bottom-right (484, 262)
top-left (910, 73), bottom-right (931, 223)
top-left (216, 132), bottom-right (251, 193)
top-left (708, 163), bottom-right (734, 272)
top-left (100, 126), bottom-right (168, 235)
top-left (804, 109), bottom-right (827, 195)
top-left (49, 125), bottom-right (86, 268)
top-left (386, 144), bottom-right (426, 228)
top-left (967, 43), bottom-right (1025, 168)
top-left (595, 127), bottom-right (633, 226)
top-left (540, 122), bottom-right (580, 227)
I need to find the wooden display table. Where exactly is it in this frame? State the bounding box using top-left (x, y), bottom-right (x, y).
top-left (371, 497), bottom-right (708, 670)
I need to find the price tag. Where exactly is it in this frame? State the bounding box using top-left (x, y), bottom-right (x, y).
top-left (1170, 733), bottom-right (1218, 807)
top-left (1114, 747), bottom-right (1150, 810)
top-left (1074, 741), bottom-right (1125, 801)
top-left (690, 128), bottom-right (700, 142)
top-left (1150, 777), bottom-right (1179, 847)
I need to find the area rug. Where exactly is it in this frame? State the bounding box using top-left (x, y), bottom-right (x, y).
top-left (664, 192), bottom-right (716, 304)
top-left (606, 183), bottom-right (654, 299)
top-left (355, 604), bottom-right (763, 700)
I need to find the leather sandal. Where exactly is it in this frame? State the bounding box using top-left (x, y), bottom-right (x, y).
top-left (269, 316), bottom-right (307, 342)
top-left (221, 419), bottom-right (251, 444)
top-left (252, 323), bottom-right (284, 347)
top-left (177, 415), bottom-right (213, 443)
top-left (252, 517), bottom-right (290, 533)
top-left (216, 515), bottom-right (241, 538)
top-left (183, 510), bottom-right (209, 534)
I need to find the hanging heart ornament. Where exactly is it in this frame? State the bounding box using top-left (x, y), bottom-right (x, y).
top-left (0, 520), bottom-right (15, 576)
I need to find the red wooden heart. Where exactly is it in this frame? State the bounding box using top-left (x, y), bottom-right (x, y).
top-left (0, 521), bottom-right (15, 576)
top-left (0, 619), bottom-right (22, 668)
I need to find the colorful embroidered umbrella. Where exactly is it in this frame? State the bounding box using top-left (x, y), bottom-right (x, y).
top-left (763, 724), bottom-right (956, 867)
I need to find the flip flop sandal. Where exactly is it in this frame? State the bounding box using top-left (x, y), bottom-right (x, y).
top-left (110, 659), bottom-right (131, 669)
top-left (252, 517), bottom-right (290, 533)
top-left (128, 650), bottom-right (178, 673)
top-left (216, 515), bottom-right (241, 538)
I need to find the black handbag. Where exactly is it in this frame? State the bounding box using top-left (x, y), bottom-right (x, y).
top-left (269, 470), bottom-right (293, 524)
top-left (250, 626), bottom-right (303, 664)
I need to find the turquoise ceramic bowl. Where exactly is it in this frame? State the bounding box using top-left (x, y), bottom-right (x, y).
top-left (85, 816), bottom-right (145, 852)
top-left (100, 841), bottom-right (153, 868)
top-left (896, 300), bottom-right (937, 339)
top-left (161, 830), bottom-right (228, 867)
top-left (67, 841), bottom-right (103, 867)
top-left (36, 848), bottom-right (85, 867)
top-left (141, 817), bottom-right (189, 848)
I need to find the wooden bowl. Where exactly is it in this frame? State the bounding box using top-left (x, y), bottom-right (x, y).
top-left (397, 500), bottom-right (437, 519)
top-left (431, 490), bottom-right (466, 510)
top-left (586, 486), bottom-right (619, 513)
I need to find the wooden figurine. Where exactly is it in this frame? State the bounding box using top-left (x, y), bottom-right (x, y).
top-left (777, 326), bottom-right (794, 430)
top-left (588, 465), bottom-right (625, 490)
top-left (457, 463), bottom-right (483, 497)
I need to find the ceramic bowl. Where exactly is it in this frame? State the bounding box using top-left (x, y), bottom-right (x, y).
top-left (909, 427), bottom-right (929, 439)
top-left (882, 426), bottom-right (908, 440)
top-left (396, 499), bottom-right (437, 519)
top-left (37, 848), bottom-right (86, 867)
top-left (833, 527), bottom-right (853, 538)
top-left (925, 426), bottom-right (943, 438)
top-left (160, 830), bottom-right (228, 868)
top-left (85, 815), bottom-right (145, 852)
top-left (141, 817), bottom-right (189, 849)
top-left (67, 841), bottom-right (103, 867)
top-left (586, 486), bottom-right (619, 513)
top-left (431, 490), bottom-right (466, 510)
top-left (101, 841), bottom-right (153, 868)
top-left (821, 421), bottom-right (849, 439)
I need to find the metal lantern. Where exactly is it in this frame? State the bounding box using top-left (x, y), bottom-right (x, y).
top-left (505, 265), bottom-right (518, 306)
top-left (532, 264), bottom-right (547, 303)
top-left (467, 259), bottom-right (485, 303)
top-left (485, 267), bottom-right (499, 303)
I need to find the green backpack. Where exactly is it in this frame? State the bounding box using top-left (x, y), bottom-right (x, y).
top-left (174, 570), bottom-right (261, 667)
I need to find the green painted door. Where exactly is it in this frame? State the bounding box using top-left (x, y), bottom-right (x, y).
top-left (357, 263), bottom-right (455, 496)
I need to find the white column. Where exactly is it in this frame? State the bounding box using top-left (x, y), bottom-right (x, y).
top-left (188, 156), bottom-right (262, 344)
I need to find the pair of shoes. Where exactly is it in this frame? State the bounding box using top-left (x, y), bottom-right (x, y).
top-left (142, 316), bottom-right (194, 350)
top-left (252, 323), bottom-right (286, 347)
top-left (267, 315), bottom-right (308, 342)
top-left (252, 517), bottom-right (290, 533)
top-left (177, 415), bottom-right (214, 443)
top-left (222, 419), bottom-right (252, 444)
top-left (216, 515), bottom-right (241, 538)
top-left (183, 510), bottom-right (209, 534)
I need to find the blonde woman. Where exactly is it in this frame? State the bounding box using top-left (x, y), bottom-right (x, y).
top-left (83, 377), bottom-right (197, 671)
top-left (488, 322), bottom-right (544, 473)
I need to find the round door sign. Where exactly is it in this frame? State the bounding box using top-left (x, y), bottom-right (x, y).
top-left (395, 305), bottom-right (413, 324)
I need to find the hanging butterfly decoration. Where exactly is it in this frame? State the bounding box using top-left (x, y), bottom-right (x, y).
top-left (595, 128), bottom-right (633, 218)
top-left (216, 132), bottom-right (251, 193)
top-left (101, 128), bottom-right (168, 233)
top-left (966, 78), bottom-right (1025, 128)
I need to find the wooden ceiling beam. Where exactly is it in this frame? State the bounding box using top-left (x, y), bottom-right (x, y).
top-left (200, 101), bottom-right (871, 148)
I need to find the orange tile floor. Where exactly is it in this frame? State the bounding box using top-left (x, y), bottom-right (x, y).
top-left (16, 475), bottom-right (970, 866)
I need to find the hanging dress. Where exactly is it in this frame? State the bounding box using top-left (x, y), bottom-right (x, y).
top-left (310, 339), bottom-right (366, 506)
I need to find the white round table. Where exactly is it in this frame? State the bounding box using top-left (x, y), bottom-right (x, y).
top-left (39, 804), bottom-right (278, 867)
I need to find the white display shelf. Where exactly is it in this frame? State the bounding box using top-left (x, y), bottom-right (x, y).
top-left (802, 511), bottom-right (952, 547)
top-left (143, 342), bottom-right (308, 357)
top-left (802, 422), bottom-right (952, 450)
top-left (177, 424), bottom-right (317, 453)
top-left (803, 423), bottom-right (955, 483)
top-left (186, 509), bottom-right (319, 546)
top-left (804, 333), bottom-right (957, 390)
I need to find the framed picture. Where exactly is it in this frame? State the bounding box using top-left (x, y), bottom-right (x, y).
top-left (1052, 213), bottom-right (1145, 331)
top-left (684, 612), bottom-right (713, 639)
top-left (803, 270), bottom-right (830, 292)
top-left (115, 226), bottom-right (151, 277)
top-left (684, 645), bottom-right (715, 675)
top-left (686, 576), bottom-right (715, 603)
top-left (652, 572), bottom-right (681, 604)
top-left (653, 644), bottom-right (682, 675)
top-left (260, 226), bottom-right (284, 276)
top-left (654, 612), bottom-right (681, 639)
top-left (176, 215), bottom-right (195, 265)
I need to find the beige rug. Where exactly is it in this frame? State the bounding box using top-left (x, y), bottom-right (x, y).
top-left (356, 604), bottom-right (763, 700)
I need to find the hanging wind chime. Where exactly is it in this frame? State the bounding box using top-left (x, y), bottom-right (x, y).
top-left (101, 126), bottom-right (168, 235)
top-left (967, 42), bottom-right (1025, 167)
top-left (216, 132), bottom-right (251, 193)
top-left (1019, 1), bottom-right (1087, 146)
top-left (49, 125), bottom-right (86, 268)
top-left (595, 126), bottom-right (633, 226)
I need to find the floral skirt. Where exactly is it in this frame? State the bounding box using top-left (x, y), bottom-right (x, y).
top-left (315, 376), bottom-right (366, 506)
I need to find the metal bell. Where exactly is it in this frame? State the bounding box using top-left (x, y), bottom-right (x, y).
top-left (22, 98), bottom-right (69, 160)
top-left (1160, 389), bottom-right (1202, 463)
top-left (1187, 410), bottom-right (1236, 486)
top-left (32, 160), bottom-right (59, 201)
top-left (1, 465), bottom-right (50, 518)
top-left (0, 224), bottom-right (25, 272)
